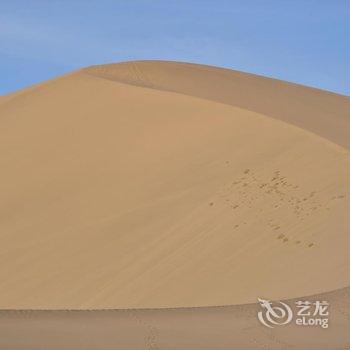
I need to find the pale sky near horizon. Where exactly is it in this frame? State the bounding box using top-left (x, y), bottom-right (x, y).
top-left (0, 0), bottom-right (349, 95)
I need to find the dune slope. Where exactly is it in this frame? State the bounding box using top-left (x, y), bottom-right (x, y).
top-left (0, 62), bottom-right (349, 309)
top-left (86, 61), bottom-right (350, 149)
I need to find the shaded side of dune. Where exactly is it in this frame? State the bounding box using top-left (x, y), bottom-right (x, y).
top-left (85, 60), bottom-right (350, 149)
top-left (0, 286), bottom-right (349, 350)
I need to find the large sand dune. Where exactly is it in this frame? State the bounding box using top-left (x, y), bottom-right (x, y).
top-left (0, 61), bottom-right (349, 310)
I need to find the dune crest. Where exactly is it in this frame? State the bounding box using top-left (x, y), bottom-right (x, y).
top-left (0, 62), bottom-right (349, 309)
top-left (85, 61), bottom-right (350, 149)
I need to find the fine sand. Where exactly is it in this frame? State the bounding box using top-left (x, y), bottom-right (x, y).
top-left (0, 61), bottom-right (349, 348)
top-left (86, 61), bottom-right (350, 149)
top-left (1, 287), bottom-right (349, 350)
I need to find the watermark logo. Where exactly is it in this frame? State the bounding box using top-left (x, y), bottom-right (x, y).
top-left (258, 298), bottom-right (329, 329)
top-left (257, 298), bottom-right (293, 328)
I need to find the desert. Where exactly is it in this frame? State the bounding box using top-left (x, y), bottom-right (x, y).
top-left (0, 61), bottom-right (349, 348)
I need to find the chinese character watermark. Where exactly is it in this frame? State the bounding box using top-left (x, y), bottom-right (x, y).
top-left (258, 298), bottom-right (329, 329)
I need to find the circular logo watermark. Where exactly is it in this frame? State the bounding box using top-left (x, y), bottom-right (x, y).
top-left (257, 298), bottom-right (293, 328)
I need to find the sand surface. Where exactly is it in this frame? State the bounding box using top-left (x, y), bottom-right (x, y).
top-left (0, 61), bottom-right (350, 310)
top-left (0, 287), bottom-right (349, 350)
top-left (1, 60), bottom-right (350, 348)
top-left (0, 62), bottom-right (350, 309)
top-left (86, 61), bottom-right (350, 148)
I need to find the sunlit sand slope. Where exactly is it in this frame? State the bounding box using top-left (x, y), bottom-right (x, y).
top-left (0, 63), bottom-right (349, 309)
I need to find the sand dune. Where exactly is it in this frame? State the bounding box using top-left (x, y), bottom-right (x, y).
top-left (0, 61), bottom-right (349, 310)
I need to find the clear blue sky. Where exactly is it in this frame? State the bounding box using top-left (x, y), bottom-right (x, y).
top-left (1, 0), bottom-right (349, 95)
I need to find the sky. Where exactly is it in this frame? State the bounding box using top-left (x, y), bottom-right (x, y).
top-left (0, 0), bottom-right (349, 95)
